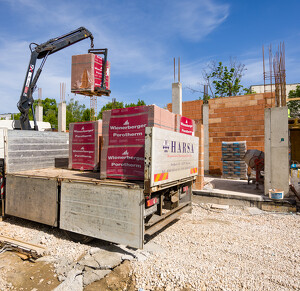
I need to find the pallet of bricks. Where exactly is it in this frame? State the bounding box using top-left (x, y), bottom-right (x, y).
top-left (100, 105), bottom-right (196, 180)
top-left (67, 105), bottom-right (196, 180)
top-left (222, 141), bottom-right (247, 179)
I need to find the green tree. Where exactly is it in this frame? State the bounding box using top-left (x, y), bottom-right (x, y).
top-left (40, 98), bottom-right (58, 129)
top-left (82, 108), bottom-right (91, 122)
top-left (66, 98), bottom-right (86, 129)
top-left (188, 59), bottom-right (249, 99)
top-left (97, 100), bottom-right (124, 119)
top-left (97, 99), bottom-right (146, 119)
top-left (204, 60), bottom-right (249, 98)
top-left (125, 99), bottom-right (146, 108)
top-left (288, 85), bottom-right (300, 118)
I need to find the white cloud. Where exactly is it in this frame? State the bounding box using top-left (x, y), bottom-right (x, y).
top-left (170, 0), bottom-right (230, 41)
top-left (0, 0), bottom-right (231, 113)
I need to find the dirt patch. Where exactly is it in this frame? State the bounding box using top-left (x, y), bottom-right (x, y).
top-left (84, 260), bottom-right (135, 291)
top-left (0, 252), bottom-right (60, 290)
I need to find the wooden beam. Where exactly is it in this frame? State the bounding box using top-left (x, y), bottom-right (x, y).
top-left (0, 235), bottom-right (47, 259)
top-left (287, 98), bottom-right (300, 101)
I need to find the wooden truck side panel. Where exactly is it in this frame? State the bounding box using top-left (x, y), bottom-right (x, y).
top-left (60, 181), bottom-right (144, 249)
top-left (5, 175), bottom-right (58, 226)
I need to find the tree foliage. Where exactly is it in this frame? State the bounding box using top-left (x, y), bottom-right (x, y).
top-left (97, 99), bottom-right (146, 119)
top-left (12, 98), bottom-right (146, 129)
top-left (204, 60), bottom-right (249, 98)
top-left (288, 85), bottom-right (300, 118)
top-left (188, 59), bottom-right (250, 100)
top-left (66, 98), bottom-right (86, 125)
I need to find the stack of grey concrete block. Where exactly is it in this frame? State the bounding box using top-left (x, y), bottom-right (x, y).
top-left (222, 141), bottom-right (247, 179)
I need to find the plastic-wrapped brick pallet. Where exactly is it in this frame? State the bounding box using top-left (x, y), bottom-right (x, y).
top-left (69, 121), bottom-right (102, 171)
top-left (222, 141), bottom-right (247, 179)
top-left (175, 115), bottom-right (196, 136)
top-left (100, 105), bottom-right (175, 180)
top-left (71, 53), bottom-right (110, 96)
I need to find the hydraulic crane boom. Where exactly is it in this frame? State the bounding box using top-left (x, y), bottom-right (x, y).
top-left (18, 27), bottom-right (94, 130)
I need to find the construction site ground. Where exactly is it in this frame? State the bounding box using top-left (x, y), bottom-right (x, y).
top-left (0, 193), bottom-right (300, 291)
top-left (194, 176), bottom-right (298, 212)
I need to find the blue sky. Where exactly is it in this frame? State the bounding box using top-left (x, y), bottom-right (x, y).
top-left (0, 0), bottom-right (300, 114)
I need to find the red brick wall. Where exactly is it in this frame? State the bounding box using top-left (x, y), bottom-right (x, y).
top-left (167, 100), bottom-right (204, 189)
top-left (167, 93), bottom-right (274, 177)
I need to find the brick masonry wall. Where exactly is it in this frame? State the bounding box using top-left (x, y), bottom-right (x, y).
top-left (167, 93), bottom-right (274, 177)
top-left (168, 100), bottom-right (204, 189)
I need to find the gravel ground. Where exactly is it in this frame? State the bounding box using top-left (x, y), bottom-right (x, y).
top-left (0, 217), bottom-right (90, 290)
top-left (132, 203), bottom-right (300, 290)
top-left (1, 203), bottom-right (299, 291)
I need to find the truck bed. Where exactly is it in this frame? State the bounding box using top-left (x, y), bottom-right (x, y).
top-left (11, 168), bottom-right (144, 189)
top-left (6, 168), bottom-right (145, 248)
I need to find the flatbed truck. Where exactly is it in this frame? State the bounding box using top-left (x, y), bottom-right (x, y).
top-left (0, 127), bottom-right (199, 248)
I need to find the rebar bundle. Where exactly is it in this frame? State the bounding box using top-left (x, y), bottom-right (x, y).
top-left (263, 42), bottom-right (286, 107)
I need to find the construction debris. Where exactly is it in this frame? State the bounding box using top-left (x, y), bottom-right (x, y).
top-left (0, 235), bottom-right (47, 260)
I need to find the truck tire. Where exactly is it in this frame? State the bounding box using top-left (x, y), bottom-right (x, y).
top-left (64, 230), bottom-right (94, 243)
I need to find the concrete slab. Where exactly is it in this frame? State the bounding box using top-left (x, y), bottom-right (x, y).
top-left (78, 256), bottom-right (99, 269)
top-left (194, 176), bottom-right (297, 212)
top-left (83, 269), bottom-right (110, 287)
top-left (194, 188), bottom-right (269, 202)
top-left (53, 269), bottom-right (83, 291)
top-left (92, 249), bottom-right (122, 270)
top-left (211, 204), bottom-right (229, 210)
top-left (246, 207), bottom-right (264, 215)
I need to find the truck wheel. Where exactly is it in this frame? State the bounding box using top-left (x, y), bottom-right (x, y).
top-left (64, 230), bottom-right (94, 243)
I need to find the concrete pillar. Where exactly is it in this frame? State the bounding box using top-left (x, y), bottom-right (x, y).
top-left (35, 105), bottom-right (43, 122)
top-left (172, 82), bottom-right (182, 115)
top-left (58, 102), bottom-right (66, 132)
top-left (203, 104), bottom-right (209, 174)
top-left (194, 123), bottom-right (204, 190)
top-left (264, 107), bottom-right (289, 196)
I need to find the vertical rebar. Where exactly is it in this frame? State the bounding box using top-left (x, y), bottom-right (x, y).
top-left (178, 57), bottom-right (180, 83)
top-left (174, 58), bottom-right (175, 82)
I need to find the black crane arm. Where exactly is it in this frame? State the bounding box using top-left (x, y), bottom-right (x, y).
top-left (18, 27), bottom-right (94, 130)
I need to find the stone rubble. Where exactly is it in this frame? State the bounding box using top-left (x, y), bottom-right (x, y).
top-left (1, 204), bottom-right (299, 290)
top-left (0, 216), bottom-right (142, 290)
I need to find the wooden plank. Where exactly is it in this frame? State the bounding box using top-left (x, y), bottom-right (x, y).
top-left (10, 168), bottom-right (144, 189)
top-left (287, 98), bottom-right (300, 101)
top-left (0, 235), bottom-right (46, 258)
top-left (60, 181), bottom-right (144, 249)
top-left (5, 175), bottom-right (58, 226)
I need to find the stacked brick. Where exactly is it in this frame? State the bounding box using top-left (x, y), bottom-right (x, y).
top-left (71, 53), bottom-right (110, 96)
top-left (100, 105), bottom-right (176, 180)
top-left (167, 92), bottom-right (275, 176)
top-left (221, 141), bottom-right (247, 179)
top-left (69, 121), bottom-right (102, 171)
top-left (175, 115), bottom-right (196, 135)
